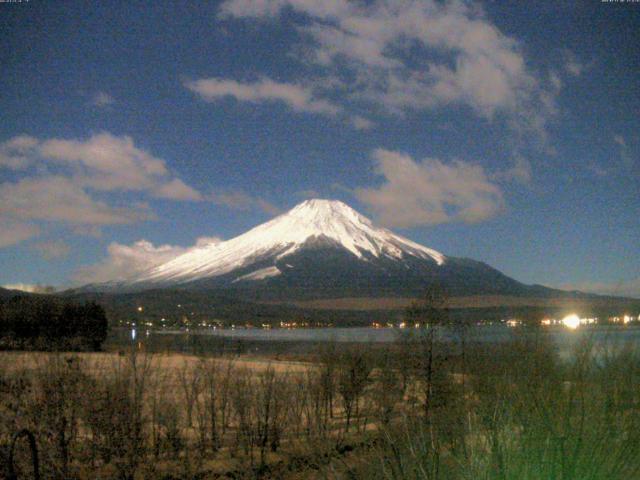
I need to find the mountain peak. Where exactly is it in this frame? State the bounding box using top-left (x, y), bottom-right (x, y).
top-left (131, 199), bottom-right (445, 286)
top-left (295, 198), bottom-right (345, 208)
top-left (281, 198), bottom-right (373, 229)
top-left (288, 198), bottom-right (367, 220)
top-left (292, 198), bottom-right (355, 211)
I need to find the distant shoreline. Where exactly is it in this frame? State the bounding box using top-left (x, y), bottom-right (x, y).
top-left (267, 294), bottom-right (640, 311)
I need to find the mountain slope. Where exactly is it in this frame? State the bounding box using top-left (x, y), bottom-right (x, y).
top-left (131, 199), bottom-right (444, 287)
top-left (88, 199), bottom-right (575, 301)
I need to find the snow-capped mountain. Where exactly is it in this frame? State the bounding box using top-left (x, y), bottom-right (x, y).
top-left (92, 199), bottom-right (545, 300)
top-left (132, 199), bottom-right (445, 285)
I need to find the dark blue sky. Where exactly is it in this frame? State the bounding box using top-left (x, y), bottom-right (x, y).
top-left (1, 0), bottom-right (638, 296)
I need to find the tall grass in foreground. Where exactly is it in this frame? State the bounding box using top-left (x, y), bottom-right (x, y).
top-left (1, 333), bottom-right (640, 479)
top-left (347, 334), bottom-right (640, 480)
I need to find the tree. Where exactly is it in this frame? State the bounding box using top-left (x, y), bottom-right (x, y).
top-left (0, 297), bottom-right (109, 351)
top-left (81, 302), bottom-right (109, 351)
top-left (337, 345), bottom-right (372, 433)
top-left (404, 283), bottom-right (449, 420)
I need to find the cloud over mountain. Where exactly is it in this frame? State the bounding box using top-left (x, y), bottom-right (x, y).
top-left (0, 176), bottom-right (152, 225)
top-left (356, 149), bottom-right (503, 228)
top-left (0, 132), bottom-right (202, 247)
top-left (74, 237), bottom-right (223, 284)
top-left (218, 0), bottom-right (557, 137)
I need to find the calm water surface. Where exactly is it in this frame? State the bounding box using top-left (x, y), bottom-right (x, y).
top-left (160, 324), bottom-right (640, 343)
top-left (114, 325), bottom-right (640, 356)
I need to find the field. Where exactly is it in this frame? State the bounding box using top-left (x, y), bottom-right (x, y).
top-left (2, 330), bottom-right (640, 479)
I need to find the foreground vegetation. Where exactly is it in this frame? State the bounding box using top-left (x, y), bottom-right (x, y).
top-left (1, 328), bottom-right (640, 479)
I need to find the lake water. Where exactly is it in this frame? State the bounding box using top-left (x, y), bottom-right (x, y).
top-left (165, 324), bottom-right (640, 343)
top-left (112, 325), bottom-right (640, 356)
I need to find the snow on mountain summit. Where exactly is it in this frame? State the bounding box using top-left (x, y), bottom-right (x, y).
top-left (132, 199), bottom-right (445, 285)
top-left (283, 199), bottom-right (444, 263)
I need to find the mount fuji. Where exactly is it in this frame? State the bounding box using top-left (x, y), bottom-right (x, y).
top-left (87, 199), bottom-right (556, 301)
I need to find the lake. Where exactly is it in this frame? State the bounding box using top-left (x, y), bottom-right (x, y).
top-left (108, 325), bottom-right (640, 357)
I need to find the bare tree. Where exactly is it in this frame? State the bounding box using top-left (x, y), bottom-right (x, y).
top-left (370, 348), bottom-right (405, 426)
top-left (195, 358), bottom-right (234, 455)
top-left (405, 283), bottom-right (449, 421)
top-left (253, 365), bottom-right (289, 466)
top-left (337, 346), bottom-right (372, 434)
top-left (230, 367), bottom-right (255, 462)
top-left (80, 349), bottom-right (153, 480)
top-left (318, 341), bottom-right (338, 420)
top-left (177, 361), bottom-right (202, 429)
top-left (32, 355), bottom-right (86, 479)
top-left (302, 370), bottom-right (329, 441)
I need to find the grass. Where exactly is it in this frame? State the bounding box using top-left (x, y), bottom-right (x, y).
top-left (1, 330), bottom-right (640, 479)
top-left (341, 334), bottom-right (640, 480)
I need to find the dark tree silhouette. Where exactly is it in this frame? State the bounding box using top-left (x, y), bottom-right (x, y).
top-left (0, 295), bottom-right (109, 351)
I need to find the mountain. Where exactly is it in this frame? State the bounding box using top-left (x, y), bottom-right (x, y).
top-left (133, 199), bottom-right (444, 284)
top-left (89, 199), bottom-right (566, 301)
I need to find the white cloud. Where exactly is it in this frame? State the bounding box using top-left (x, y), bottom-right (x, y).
top-left (0, 176), bottom-right (151, 225)
top-left (0, 132), bottom-right (201, 199)
top-left (0, 135), bottom-right (39, 169)
top-left (209, 190), bottom-right (281, 215)
top-left (351, 115), bottom-right (375, 130)
top-left (0, 219), bottom-right (40, 248)
top-left (0, 132), bottom-right (280, 249)
top-left (219, 0), bottom-right (287, 18)
top-left (74, 237), bottom-right (223, 284)
top-left (2, 283), bottom-right (56, 294)
top-left (185, 77), bottom-right (341, 115)
top-left (219, 0), bottom-right (556, 139)
top-left (155, 178), bottom-right (203, 201)
top-left (0, 132), bottom-right (204, 248)
top-left (4, 135), bottom-right (39, 150)
top-left (355, 149), bottom-right (504, 228)
top-left (195, 236), bottom-right (224, 247)
top-left (89, 91), bottom-right (115, 107)
top-left (32, 240), bottom-right (71, 260)
top-left (74, 240), bottom-right (188, 283)
top-left (40, 133), bottom-right (169, 191)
